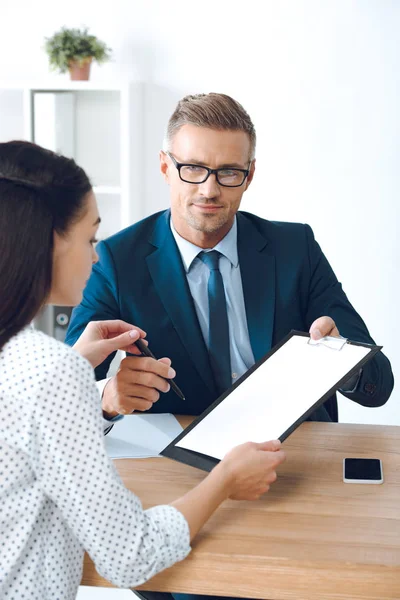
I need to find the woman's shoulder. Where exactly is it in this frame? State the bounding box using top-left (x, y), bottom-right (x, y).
top-left (1, 327), bottom-right (102, 443)
top-left (1, 326), bottom-right (93, 391)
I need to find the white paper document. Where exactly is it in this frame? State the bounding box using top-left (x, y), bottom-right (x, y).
top-left (105, 413), bottom-right (183, 459)
top-left (176, 335), bottom-right (372, 460)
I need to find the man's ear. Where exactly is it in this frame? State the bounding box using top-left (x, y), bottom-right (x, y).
top-left (160, 150), bottom-right (170, 182)
top-left (244, 159), bottom-right (256, 190)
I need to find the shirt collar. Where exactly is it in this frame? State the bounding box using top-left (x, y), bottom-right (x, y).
top-left (170, 216), bottom-right (239, 272)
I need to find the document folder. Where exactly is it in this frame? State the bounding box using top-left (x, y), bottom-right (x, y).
top-left (161, 331), bottom-right (381, 472)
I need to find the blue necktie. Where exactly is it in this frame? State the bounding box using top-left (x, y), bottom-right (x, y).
top-left (199, 250), bottom-right (232, 395)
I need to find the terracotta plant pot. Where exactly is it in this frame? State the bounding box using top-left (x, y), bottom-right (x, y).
top-left (68, 57), bottom-right (92, 81)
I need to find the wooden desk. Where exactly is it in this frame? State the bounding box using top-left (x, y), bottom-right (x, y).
top-left (82, 419), bottom-right (400, 599)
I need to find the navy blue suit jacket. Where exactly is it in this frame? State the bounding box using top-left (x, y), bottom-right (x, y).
top-left (66, 210), bottom-right (394, 420)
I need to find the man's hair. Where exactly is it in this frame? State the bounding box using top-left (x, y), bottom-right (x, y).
top-left (164, 93), bottom-right (256, 160)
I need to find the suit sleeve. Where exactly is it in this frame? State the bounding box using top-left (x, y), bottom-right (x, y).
top-left (303, 224), bottom-right (394, 408)
top-left (65, 240), bottom-right (121, 381)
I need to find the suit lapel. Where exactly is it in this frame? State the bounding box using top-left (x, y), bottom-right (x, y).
top-left (237, 213), bottom-right (276, 362)
top-left (146, 212), bottom-right (217, 396)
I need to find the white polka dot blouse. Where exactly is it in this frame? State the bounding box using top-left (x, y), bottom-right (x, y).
top-left (0, 327), bottom-right (190, 599)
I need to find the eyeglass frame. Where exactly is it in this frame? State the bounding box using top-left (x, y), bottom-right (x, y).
top-left (166, 152), bottom-right (251, 188)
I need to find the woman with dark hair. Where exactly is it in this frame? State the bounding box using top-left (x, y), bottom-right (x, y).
top-left (0, 141), bottom-right (285, 599)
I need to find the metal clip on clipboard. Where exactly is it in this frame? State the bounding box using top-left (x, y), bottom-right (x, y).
top-left (308, 335), bottom-right (348, 351)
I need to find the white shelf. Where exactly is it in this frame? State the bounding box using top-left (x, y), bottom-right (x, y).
top-left (0, 80), bottom-right (132, 92)
top-left (0, 81), bottom-right (144, 228)
top-left (93, 185), bottom-right (121, 195)
top-left (1, 80), bottom-right (144, 342)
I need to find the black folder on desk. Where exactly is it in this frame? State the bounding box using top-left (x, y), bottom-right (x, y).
top-left (161, 330), bottom-right (381, 472)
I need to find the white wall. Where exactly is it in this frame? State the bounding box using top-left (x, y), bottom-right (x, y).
top-left (1, 0), bottom-right (398, 428)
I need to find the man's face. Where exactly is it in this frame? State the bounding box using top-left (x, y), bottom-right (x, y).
top-left (160, 124), bottom-right (255, 243)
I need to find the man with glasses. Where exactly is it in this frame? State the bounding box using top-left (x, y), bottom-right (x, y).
top-left (66, 92), bottom-right (393, 428)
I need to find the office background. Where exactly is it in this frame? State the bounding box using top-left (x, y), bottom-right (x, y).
top-left (0, 0), bottom-right (398, 432)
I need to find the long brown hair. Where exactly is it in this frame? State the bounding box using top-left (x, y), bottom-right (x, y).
top-left (0, 141), bottom-right (92, 349)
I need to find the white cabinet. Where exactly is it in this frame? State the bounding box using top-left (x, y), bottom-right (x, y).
top-left (0, 80), bottom-right (143, 337)
top-left (0, 81), bottom-right (144, 237)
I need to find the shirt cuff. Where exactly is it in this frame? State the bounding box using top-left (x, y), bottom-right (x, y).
top-left (96, 378), bottom-right (124, 434)
top-left (96, 377), bottom-right (111, 398)
top-left (103, 412), bottom-right (124, 422)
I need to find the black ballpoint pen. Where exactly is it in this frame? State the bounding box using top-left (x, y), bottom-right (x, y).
top-left (135, 337), bottom-right (186, 401)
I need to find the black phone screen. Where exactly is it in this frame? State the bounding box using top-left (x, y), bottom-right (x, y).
top-left (344, 458), bottom-right (382, 480)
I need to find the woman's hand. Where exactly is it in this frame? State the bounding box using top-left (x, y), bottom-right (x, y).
top-left (218, 439), bottom-right (285, 500)
top-left (72, 320), bottom-right (147, 368)
top-left (171, 439), bottom-right (285, 541)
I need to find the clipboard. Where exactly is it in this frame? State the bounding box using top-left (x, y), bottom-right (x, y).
top-left (161, 330), bottom-right (381, 472)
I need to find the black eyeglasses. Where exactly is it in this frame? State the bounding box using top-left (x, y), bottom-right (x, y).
top-left (167, 152), bottom-right (250, 188)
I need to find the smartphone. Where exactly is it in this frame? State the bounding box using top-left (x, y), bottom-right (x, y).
top-left (343, 458), bottom-right (383, 484)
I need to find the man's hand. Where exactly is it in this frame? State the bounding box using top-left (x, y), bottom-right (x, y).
top-left (309, 316), bottom-right (340, 340)
top-left (73, 320), bottom-right (147, 368)
top-left (102, 356), bottom-right (176, 417)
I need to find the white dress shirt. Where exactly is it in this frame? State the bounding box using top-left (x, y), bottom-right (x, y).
top-left (0, 327), bottom-right (190, 599)
top-left (170, 216), bottom-right (255, 383)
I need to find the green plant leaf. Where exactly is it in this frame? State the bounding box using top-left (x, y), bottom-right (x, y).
top-left (44, 26), bottom-right (112, 73)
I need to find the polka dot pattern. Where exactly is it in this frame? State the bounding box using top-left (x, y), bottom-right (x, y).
top-left (0, 327), bottom-right (190, 599)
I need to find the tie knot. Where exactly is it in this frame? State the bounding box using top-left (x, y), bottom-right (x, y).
top-left (199, 250), bottom-right (221, 271)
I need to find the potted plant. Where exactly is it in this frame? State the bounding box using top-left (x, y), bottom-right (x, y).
top-left (44, 26), bottom-right (111, 81)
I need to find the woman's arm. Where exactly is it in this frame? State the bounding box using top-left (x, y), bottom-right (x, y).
top-left (31, 348), bottom-right (191, 588)
top-left (32, 339), bottom-right (284, 588)
top-left (171, 439), bottom-right (283, 540)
